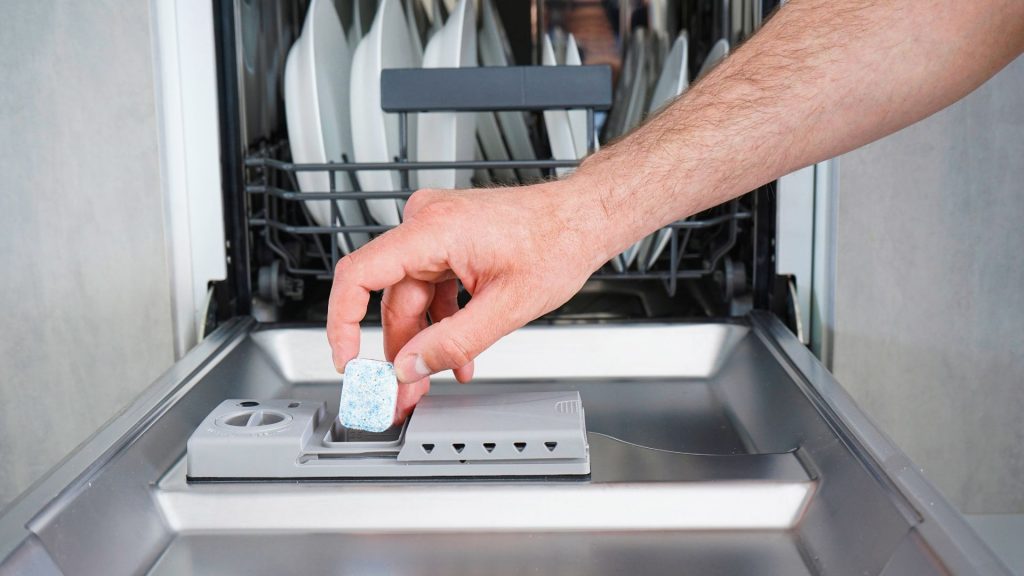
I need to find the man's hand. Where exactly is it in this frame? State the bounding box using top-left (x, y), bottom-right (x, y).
top-left (328, 0), bottom-right (1024, 424)
top-left (327, 181), bottom-right (614, 423)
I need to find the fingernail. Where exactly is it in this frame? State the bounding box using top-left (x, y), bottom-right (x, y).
top-left (392, 406), bottom-right (410, 426)
top-left (396, 354), bottom-right (431, 383)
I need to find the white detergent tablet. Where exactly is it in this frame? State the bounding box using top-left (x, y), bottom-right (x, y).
top-left (339, 358), bottom-right (399, 433)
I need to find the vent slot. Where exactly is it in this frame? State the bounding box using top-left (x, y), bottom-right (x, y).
top-left (545, 442), bottom-right (558, 452)
top-left (555, 400), bottom-right (579, 414)
top-left (483, 442), bottom-right (496, 453)
top-left (422, 443), bottom-right (435, 454)
top-left (513, 442), bottom-right (527, 453)
top-left (452, 443), bottom-right (466, 454)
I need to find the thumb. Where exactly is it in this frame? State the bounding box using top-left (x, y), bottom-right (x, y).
top-left (392, 290), bottom-right (513, 383)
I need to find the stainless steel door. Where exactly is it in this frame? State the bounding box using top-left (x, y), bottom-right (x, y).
top-left (0, 314), bottom-right (1008, 575)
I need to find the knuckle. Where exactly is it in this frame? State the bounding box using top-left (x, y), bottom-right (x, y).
top-left (334, 252), bottom-right (359, 280)
top-left (379, 287), bottom-right (401, 318)
top-left (404, 189), bottom-right (436, 219)
top-left (379, 285), bottom-right (394, 308)
top-left (413, 200), bottom-right (447, 221)
top-left (437, 332), bottom-right (474, 369)
top-left (408, 191), bottom-right (464, 224)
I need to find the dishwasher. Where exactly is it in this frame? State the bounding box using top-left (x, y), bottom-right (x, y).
top-left (0, 1), bottom-right (1010, 574)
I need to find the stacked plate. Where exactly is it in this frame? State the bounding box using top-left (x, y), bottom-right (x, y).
top-left (348, 0), bottom-right (420, 226)
top-left (286, 0), bottom-right (507, 240)
top-left (476, 0), bottom-right (540, 184)
top-left (417, 0), bottom-right (476, 190)
top-left (283, 0), bottom-right (731, 276)
top-left (283, 0), bottom-right (368, 254)
top-left (584, 26), bottom-right (730, 272)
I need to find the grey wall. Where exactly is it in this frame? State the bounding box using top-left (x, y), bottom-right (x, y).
top-left (0, 2), bottom-right (174, 508)
top-left (834, 56), bottom-right (1024, 515)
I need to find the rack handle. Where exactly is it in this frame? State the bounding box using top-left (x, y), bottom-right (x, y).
top-left (380, 66), bottom-right (612, 113)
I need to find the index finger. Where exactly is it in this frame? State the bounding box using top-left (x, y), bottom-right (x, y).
top-left (326, 225), bottom-right (449, 371)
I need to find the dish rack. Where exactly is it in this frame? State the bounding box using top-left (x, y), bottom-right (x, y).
top-left (242, 65), bottom-right (755, 315)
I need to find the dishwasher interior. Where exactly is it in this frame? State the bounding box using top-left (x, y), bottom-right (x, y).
top-left (215, 0), bottom-right (789, 329)
top-left (0, 1), bottom-right (1009, 575)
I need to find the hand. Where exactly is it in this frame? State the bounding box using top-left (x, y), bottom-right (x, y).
top-left (326, 181), bottom-right (614, 424)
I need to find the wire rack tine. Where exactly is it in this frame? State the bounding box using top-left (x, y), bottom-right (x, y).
top-left (246, 104), bottom-right (751, 299)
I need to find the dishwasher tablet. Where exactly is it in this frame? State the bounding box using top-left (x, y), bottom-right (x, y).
top-left (339, 358), bottom-right (399, 433)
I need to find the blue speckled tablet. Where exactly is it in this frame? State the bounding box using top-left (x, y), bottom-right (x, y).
top-left (339, 358), bottom-right (398, 433)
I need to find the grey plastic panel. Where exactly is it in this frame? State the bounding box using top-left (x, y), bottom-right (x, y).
top-left (397, 392), bottom-right (587, 462)
top-left (185, 399), bottom-right (323, 479)
top-left (380, 66), bottom-right (613, 112)
top-left (186, 392), bottom-right (590, 480)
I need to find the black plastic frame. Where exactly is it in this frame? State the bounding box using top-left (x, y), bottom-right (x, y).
top-left (213, 0), bottom-right (252, 319)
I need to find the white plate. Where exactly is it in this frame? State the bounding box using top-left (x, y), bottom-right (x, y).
top-left (404, 0), bottom-right (430, 51)
top-left (347, 0), bottom-right (377, 54)
top-left (696, 38), bottom-right (730, 81)
top-left (648, 31), bottom-right (689, 114)
top-left (417, 0), bottom-right (476, 189)
top-left (479, 0), bottom-right (541, 182)
top-left (648, 29), bottom-right (671, 96)
top-left (472, 140), bottom-right (492, 186)
top-left (350, 0), bottom-right (419, 226)
top-left (621, 30), bottom-right (652, 137)
top-left (478, 0), bottom-right (511, 64)
top-left (636, 31), bottom-right (691, 272)
top-left (564, 34), bottom-right (595, 158)
top-left (550, 27), bottom-right (568, 65)
top-left (428, 0), bottom-right (444, 39)
top-left (597, 31), bottom-right (646, 271)
top-left (541, 34), bottom-right (577, 178)
top-left (477, 111), bottom-right (518, 184)
top-left (284, 0), bottom-right (369, 253)
top-left (402, 0), bottom-right (425, 204)
top-left (613, 30), bottom-right (654, 270)
top-left (636, 37), bottom-right (728, 272)
top-left (602, 28), bottom-right (648, 143)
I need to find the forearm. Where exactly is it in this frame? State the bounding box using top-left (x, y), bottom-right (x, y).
top-left (327, 0), bottom-right (1023, 392)
top-left (565, 0), bottom-right (1024, 259)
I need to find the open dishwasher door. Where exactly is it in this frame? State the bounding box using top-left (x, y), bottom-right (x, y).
top-left (0, 314), bottom-right (1008, 575)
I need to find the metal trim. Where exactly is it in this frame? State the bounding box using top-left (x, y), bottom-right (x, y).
top-left (748, 311), bottom-right (1012, 575)
top-left (0, 318), bottom-right (255, 564)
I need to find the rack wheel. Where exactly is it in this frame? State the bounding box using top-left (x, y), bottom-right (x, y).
top-left (258, 261), bottom-right (304, 306)
top-left (716, 258), bottom-right (748, 303)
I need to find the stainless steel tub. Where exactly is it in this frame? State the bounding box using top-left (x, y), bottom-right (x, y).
top-left (0, 313), bottom-right (1008, 575)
